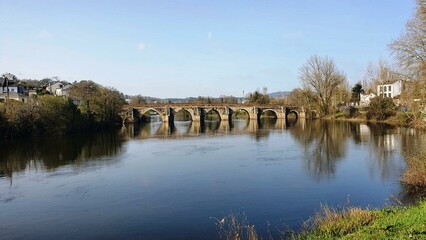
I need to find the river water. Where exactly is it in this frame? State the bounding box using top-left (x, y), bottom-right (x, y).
top-left (0, 119), bottom-right (425, 239)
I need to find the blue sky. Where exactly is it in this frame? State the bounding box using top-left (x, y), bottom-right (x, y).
top-left (0, 0), bottom-right (416, 98)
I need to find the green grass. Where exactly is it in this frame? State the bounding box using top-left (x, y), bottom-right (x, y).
top-left (216, 201), bottom-right (426, 239)
top-left (301, 201), bottom-right (426, 240)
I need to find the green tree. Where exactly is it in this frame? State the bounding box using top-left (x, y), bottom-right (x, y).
top-left (246, 90), bottom-right (271, 104)
top-left (3, 100), bottom-right (38, 135)
top-left (299, 55), bottom-right (347, 116)
top-left (37, 95), bottom-right (76, 134)
top-left (90, 87), bottom-right (125, 124)
top-left (69, 80), bottom-right (125, 126)
top-left (351, 82), bottom-right (364, 102)
top-left (69, 80), bottom-right (100, 114)
top-left (366, 97), bottom-right (396, 120)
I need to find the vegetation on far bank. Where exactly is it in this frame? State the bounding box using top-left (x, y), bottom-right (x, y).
top-left (0, 80), bottom-right (125, 138)
top-left (325, 95), bottom-right (426, 129)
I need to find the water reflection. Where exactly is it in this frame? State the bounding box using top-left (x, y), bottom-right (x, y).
top-left (398, 128), bottom-right (426, 203)
top-left (1, 119), bottom-right (426, 239)
top-left (1, 119), bottom-right (425, 203)
top-left (120, 118), bottom-right (292, 140)
top-left (288, 121), bottom-right (350, 181)
top-left (0, 131), bottom-right (125, 179)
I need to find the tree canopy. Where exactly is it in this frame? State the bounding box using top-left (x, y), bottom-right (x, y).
top-left (299, 55), bottom-right (347, 115)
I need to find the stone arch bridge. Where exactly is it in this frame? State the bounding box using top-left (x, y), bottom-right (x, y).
top-left (122, 104), bottom-right (305, 123)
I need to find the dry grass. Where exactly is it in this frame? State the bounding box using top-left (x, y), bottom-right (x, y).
top-left (300, 204), bottom-right (376, 238)
top-left (212, 213), bottom-right (259, 240)
top-left (402, 150), bottom-right (426, 187)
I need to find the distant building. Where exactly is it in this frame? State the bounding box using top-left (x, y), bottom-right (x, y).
top-left (377, 80), bottom-right (404, 98)
top-left (46, 82), bottom-right (71, 97)
top-left (0, 75), bottom-right (28, 102)
top-left (359, 93), bottom-right (377, 107)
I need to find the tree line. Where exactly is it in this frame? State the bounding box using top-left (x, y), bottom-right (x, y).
top-left (0, 80), bottom-right (125, 138)
top-left (284, 0), bottom-right (426, 123)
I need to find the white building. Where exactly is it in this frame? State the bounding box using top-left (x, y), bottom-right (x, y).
top-left (377, 80), bottom-right (404, 98)
top-left (359, 93), bottom-right (377, 107)
top-left (46, 82), bottom-right (71, 97)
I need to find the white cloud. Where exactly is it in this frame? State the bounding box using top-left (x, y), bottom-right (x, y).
top-left (207, 31), bottom-right (213, 40)
top-left (36, 30), bottom-right (51, 40)
top-left (137, 42), bottom-right (146, 51)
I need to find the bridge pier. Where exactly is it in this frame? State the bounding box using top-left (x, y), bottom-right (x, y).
top-left (218, 107), bottom-right (232, 122)
top-left (248, 107), bottom-right (259, 120)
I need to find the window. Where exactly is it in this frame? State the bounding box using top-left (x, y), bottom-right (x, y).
top-left (388, 93), bottom-right (392, 98)
top-left (388, 85), bottom-right (391, 91)
top-left (384, 86), bottom-right (387, 92)
top-left (379, 86), bottom-right (383, 93)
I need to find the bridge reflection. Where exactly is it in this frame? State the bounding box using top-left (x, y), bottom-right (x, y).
top-left (120, 118), bottom-right (304, 140)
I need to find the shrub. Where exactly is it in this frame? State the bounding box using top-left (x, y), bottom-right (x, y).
top-left (37, 95), bottom-right (76, 134)
top-left (402, 150), bottom-right (426, 187)
top-left (301, 204), bottom-right (376, 238)
top-left (366, 97), bottom-right (396, 120)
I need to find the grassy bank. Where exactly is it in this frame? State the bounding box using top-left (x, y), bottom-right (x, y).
top-left (298, 201), bottom-right (426, 239)
top-left (216, 201), bottom-right (426, 239)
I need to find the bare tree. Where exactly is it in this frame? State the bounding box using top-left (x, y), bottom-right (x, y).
top-left (390, 0), bottom-right (426, 79)
top-left (362, 60), bottom-right (399, 94)
top-left (390, 0), bottom-right (426, 117)
top-left (298, 55), bottom-right (347, 116)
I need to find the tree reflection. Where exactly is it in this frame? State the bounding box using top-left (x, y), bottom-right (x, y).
top-left (0, 131), bottom-right (125, 179)
top-left (365, 123), bottom-right (404, 181)
top-left (398, 128), bottom-right (426, 203)
top-left (289, 120), bottom-right (351, 181)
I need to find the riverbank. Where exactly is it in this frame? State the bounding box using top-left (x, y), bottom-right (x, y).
top-left (298, 200), bottom-right (426, 239)
top-left (218, 200), bottom-right (426, 239)
top-left (323, 111), bottom-right (426, 129)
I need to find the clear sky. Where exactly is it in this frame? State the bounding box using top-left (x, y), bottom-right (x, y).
top-left (0, 0), bottom-right (416, 98)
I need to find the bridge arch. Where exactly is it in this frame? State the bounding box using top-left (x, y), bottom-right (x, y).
top-left (174, 108), bottom-right (193, 121)
top-left (259, 109), bottom-right (278, 119)
top-left (204, 108), bottom-right (221, 121)
top-left (140, 108), bottom-right (163, 122)
top-left (286, 110), bottom-right (298, 120)
top-left (231, 108), bottom-right (250, 120)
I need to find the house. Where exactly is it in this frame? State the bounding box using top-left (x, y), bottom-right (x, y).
top-left (359, 93), bottom-right (377, 107)
top-left (0, 75), bottom-right (28, 102)
top-left (377, 80), bottom-right (405, 98)
top-left (46, 82), bottom-right (71, 97)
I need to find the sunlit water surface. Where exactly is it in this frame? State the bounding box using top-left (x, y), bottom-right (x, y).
top-left (1, 119), bottom-right (425, 239)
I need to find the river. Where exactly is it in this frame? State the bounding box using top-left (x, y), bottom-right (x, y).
top-left (0, 119), bottom-right (425, 239)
